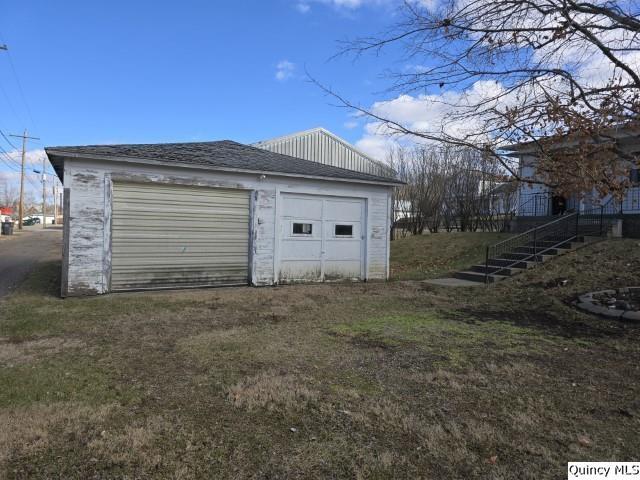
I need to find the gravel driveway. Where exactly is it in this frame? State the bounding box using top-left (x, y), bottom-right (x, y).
top-left (0, 226), bottom-right (62, 297)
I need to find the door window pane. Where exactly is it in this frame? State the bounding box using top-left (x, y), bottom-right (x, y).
top-left (293, 223), bottom-right (312, 235)
top-left (335, 224), bottom-right (353, 236)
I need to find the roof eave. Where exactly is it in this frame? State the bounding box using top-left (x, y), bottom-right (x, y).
top-left (46, 150), bottom-right (404, 187)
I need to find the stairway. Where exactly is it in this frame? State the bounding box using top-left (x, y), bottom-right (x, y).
top-left (453, 213), bottom-right (608, 284)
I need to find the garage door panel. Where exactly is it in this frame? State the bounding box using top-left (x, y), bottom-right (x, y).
top-left (281, 197), bottom-right (323, 219)
top-left (280, 239), bottom-right (322, 260)
top-left (112, 204), bottom-right (250, 216)
top-left (324, 240), bottom-right (361, 260)
top-left (323, 200), bottom-right (363, 221)
top-left (112, 219), bottom-right (249, 229)
top-left (111, 182), bottom-right (250, 291)
top-left (324, 260), bottom-right (362, 280)
top-left (112, 243), bottom-right (248, 252)
top-left (279, 260), bottom-right (322, 282)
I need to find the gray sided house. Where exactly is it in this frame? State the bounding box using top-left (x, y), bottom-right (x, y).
top-left (46, 139), bottom-right (401, 297)
top-left (505, 126), bottom-right (640, 217)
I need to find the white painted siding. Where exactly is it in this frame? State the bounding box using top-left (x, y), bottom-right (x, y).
top-left (62, 159), bottom-right (392, 296)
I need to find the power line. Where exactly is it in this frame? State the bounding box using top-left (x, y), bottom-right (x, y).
top-left (0, 79), bottom-right (26, 127)
top-left (0, 145), bottom-right (21, 170)
top-left (0, 32), bottom-right (37, 132)
top-left (0, 156), bottom-right (19, 172)
top-left (0, 128), bottom-right (17, 150)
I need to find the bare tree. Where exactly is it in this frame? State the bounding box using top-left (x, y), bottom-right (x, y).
top-left (390, 144), bottom-right (516, 235)
top-left (328, 0), bottom-right (640, 198)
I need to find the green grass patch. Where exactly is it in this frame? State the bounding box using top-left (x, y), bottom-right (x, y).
top-left (0, 355), bottom-right (139, 408)
top-left (390, 231), bottom-right (512, 280)
top-left (332, 312), bottom-right (579, 366)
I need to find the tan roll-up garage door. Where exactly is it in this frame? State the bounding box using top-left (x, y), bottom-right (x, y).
top-left (111, 182), bottom-right (250, 291)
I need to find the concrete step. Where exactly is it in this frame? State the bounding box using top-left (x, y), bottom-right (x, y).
top-left (500, 252), bottom-right (554, 262)
top-left (453, 270), bottom-right (503, 283)
top-left (470, 264), bottom-right (525, 276)
top-left (514, 246), bottom-right (565, 255)
top-left (544, 235), bottom-right (585, 243)
top-left (487, 258), bottom-right (535, 269)
top-left (525, 239), bottom-right (574, 249)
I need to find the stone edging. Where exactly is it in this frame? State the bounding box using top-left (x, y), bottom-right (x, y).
top-left (574, 287), bottom-right (640, 321)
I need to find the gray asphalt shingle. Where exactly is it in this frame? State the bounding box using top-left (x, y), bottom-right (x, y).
top-left (45, 140), bottom-right (400, 184)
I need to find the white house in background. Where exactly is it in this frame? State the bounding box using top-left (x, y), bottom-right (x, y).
top-left (504, 126), bottom-right (640, 217)
top-left (253, 127), bottom-right (395, 179)
top-left (46, 139), bottom-right (401, 297)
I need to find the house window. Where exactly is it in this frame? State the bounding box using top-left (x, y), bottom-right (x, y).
top-left (292, 223), bottom-right (312, 235)
top-left (631, 168), bottom-right (639, 185)
top-left (334, 224), bottom-right (353, 236)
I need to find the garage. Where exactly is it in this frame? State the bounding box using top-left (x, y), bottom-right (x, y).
top-left (45, 138), bottom-right (400, 296)
top-left (111, 182), bottom-right (250, 291)
top-left (278, 193), bottom-right (364, 282)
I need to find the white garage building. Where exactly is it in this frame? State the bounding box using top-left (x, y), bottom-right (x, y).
top-left (46, 139), bottom-right (400, 296)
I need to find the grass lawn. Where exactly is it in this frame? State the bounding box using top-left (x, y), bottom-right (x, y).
top-left (391, 231), bottom-right (512, 279)
top-left (1, 235), bottom-right (639, 478)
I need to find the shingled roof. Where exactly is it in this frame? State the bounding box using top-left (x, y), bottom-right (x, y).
top-left (45, 140), bottom-right (401, 185)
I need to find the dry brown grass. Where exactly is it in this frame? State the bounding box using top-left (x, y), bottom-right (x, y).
top-left (0, 337), bottom-right (85, 366)
top-left (0, 403), bottom-right (113, 468)
top-left (227, 371), bottom-right (318, 412)
top-left (0, 237), bottom-right (638, 478)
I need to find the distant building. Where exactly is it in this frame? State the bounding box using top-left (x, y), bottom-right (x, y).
top-left (253, 127), bottom-right (395, 179)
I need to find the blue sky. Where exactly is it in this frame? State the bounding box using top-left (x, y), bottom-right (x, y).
top-left (0, 1), bottom-right (406, 151)
top-left (1, 0), bottom-right (420, 199)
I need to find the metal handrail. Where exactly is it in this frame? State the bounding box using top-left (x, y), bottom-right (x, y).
top-left (517, 192), bottom-right (551, 217)
top-left (484, 210), bottom-right (605, 284)
top-left (490, 212), bottom-right (578, 251)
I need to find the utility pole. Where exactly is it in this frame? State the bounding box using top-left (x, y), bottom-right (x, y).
top-left (10, 130), bottom-right (40, 230)
top-left (53, 182), bottom-right (57, 225)
top-left (41, 157), bottom-right (46, 229)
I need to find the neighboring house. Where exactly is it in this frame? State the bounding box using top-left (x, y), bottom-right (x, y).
top-left (253, 127), bottom-right (395, 179)
top-left (477, 179), bottom-right (518, 216)
top-left (504, 127), bottom-right (640, 217)
top-left (46, 140), bottom-right (401, 297)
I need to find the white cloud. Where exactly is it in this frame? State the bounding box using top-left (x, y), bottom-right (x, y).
top-left (295, 0), bottom-right (437, 13)
top-left (275, 60), bottom-right (296, 81)
top-left (343, 120), bottom-right (358, 129)
top-left (354, 80), bottom-right (512, 160)
top-left (3, 148), bottom-right (48, 171)
top-left (0, 148), bottom-right (56, 200)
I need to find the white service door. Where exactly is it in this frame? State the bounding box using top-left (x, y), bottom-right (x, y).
top-left (278, 194), bottom-right (365, 283)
